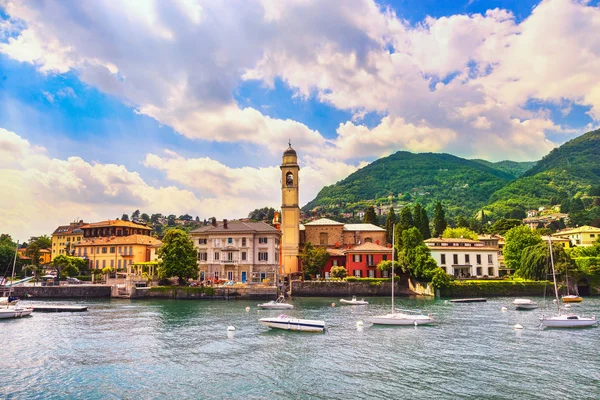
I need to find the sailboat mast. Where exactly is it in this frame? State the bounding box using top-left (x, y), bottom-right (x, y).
top-left (548, 239), bottom-right (560, 314)
top-left (391, 223), bottom-right (395, 314)
top-left (6, 241), bottom-right (19, 307)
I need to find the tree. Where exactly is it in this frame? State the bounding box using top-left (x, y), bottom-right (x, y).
top-left (503, 225), bottom-right (542, 272)
top-left (432, 202), bottom-right (447, 237)
top-left (330, 266), bottom-right (347, 279)
top-left (0, 233), bottom-right (15, 247)
top-left (397, 227), bottom-right (438, 281)
top-left (456, 215), bottom-right (470, 228)
top-left (490, 219), bottom-right (522, 235)
top-left (121, 213), bottom-right (130, 221)
top-left (157, 229), bottom-right (198, 284)
top-left (25, 242), bottom-right (42, 267)
top-left (518, 242), bottom-right (573, 280)
top-left (442, 227), bottom-right (479, 240)
top-left (570, 197), bottom-right (585, 212)
top-left (384, 207), bottom-right (397, 245)
top-left (140, 213), bottom-right (150, 223)
top-left (150, 213), bottom-right (162, 224)
top-left (363, 206), bottom-right (378, 225)
top-left (167, 214), bottom-right (177, 227)
top-left (299, 242), bottom-right (330, 278)
top-left (131, 209), bottom-right (141, 220)
top-left (414, 204), bottom-right (431, 239)
top-left (0, 243), bottom-right (20, 274)
top-left (376, 259), bottom-right (400, 275)
top-left (30, 235), bottom-right (51, 249)
top-left (431, 268), bottom-right (451, 289)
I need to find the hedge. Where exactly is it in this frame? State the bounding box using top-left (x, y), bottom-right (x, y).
top-left (440, 280), bottom-right (557, 297)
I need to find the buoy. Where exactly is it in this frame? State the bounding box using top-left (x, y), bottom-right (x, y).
top-left (245, 306), bottom-right (250, 312)
top-left (565, 304), bottom-right (571, 309)
top-left (501, 307), bottom-right (508, 312)
top-left (553, 299), bottom-right (557, 303)
top-left (444, 300), bottom-right (448, 304)
top-left (332, 302), bottom-right (336, 308)
top-left (227, 326), bottom-right (236, 339)
top-left (356, 320), bottom-right (364, 330)
top-left (514, 324), bottom-right (523, 330)
top-left (414, 321), bottom-right (418, 327)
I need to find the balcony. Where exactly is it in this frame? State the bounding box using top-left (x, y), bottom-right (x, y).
top-left (220, 259), bottom-right (239, 264)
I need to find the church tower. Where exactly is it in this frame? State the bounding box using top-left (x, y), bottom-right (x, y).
top-left (280, 141), bottom-right (300, 275)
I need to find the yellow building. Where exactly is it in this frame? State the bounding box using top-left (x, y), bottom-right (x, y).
top-left (280, 142), bottom-right (301, 275)
top-left (552, 225), bottom-right (600, 247)
top-left (51, 221), bottom-right (86, 260)
top-left (17, 248), bottom-right (52, 265)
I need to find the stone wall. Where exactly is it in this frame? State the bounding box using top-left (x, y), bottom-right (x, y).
top-left (439, 281), bottom-right (556, 298)
top-left (130, 285), bottom-right (277, 299)
top-left (11, 285), bottom-right (112, 298)
top-left (291, 280), bottom-right (415, 297)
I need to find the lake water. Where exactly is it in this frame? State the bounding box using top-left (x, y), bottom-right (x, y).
top-left (2, 296), bottom-right (599, 399)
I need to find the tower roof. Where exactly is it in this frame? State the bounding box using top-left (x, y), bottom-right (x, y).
top-left (283, 143), bottom-right (297, 157)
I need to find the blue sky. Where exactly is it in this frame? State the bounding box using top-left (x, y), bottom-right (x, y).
top-left (1, 0), bottom-right (600, 239)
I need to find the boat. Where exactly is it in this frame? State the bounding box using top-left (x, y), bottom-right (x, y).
top-left (369, 223), bottom-right (435, 326)
top-left (561, 259), bottom-right (583, 303)
top-left (259, 314), bottom-right (325, 332)
top-left (513, 298), bottom-right (539, 310)
top-left (339, 296), bottom-right (368, 305)
top-left (0, 295), bottom-right (20, 305)
top-left (257, 295), bottom-right (294, 310)
top-left (540, 239), bottom-right (597, 328)
top-left (449, 298), bottom-right (487, 303)
top-left (0, 241), bottom-right (33, 320)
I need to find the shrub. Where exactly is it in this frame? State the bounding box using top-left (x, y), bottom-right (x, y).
top-left (431, 268), bottom-right (451, 290)
top-left (330, 266), bottom-right (348, 279)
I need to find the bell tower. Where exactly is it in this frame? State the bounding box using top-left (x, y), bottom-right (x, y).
top-left (280, 141), bottom-right (300, 275)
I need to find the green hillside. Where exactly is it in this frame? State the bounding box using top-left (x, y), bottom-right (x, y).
top-left (303, 151), bottom-right (514, 217)
top-left (471, 159), bottom-right (536, 178)
top-left (485, 129), bottom-right (600, 218)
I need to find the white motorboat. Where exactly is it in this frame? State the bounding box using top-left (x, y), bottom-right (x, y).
top-left (340, 296), bottom-right (369, 305)
top-left (259, 314), bottom-right (326, 332)
top-left (370, 224), bottom-right (435, 326)
top-left (513, 298), bottom-right (539, 310)
top-left (0, 241), bottom-right (33, 319)
top-left (257, 295), bottom-right (294, 310)
top-left (370, 309), bottom-right (435, 326)
top-left (541, 239), bottom-right (597, 328)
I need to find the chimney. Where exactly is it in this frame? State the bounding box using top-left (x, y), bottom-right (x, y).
top-left (223, 219), bottom-right (228, 229)
top-left (211, 217), bottom-right (217, 227)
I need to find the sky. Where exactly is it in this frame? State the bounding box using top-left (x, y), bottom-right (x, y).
top-left (1, 0), bottom-right (600, 241)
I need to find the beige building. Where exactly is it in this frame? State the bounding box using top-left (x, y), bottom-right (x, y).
top-left (425, 237), bottom-right (500, 278)
top-left (51, 221), bottom-right (86, 260)
top-left (280, 143), bottom-right (301, 275)
top-left (552, 225), bottom-right (600, 247)
top-left (190, 219), bottom-right (282, 283)
top-left (302, 218), bottom-right (386, 246)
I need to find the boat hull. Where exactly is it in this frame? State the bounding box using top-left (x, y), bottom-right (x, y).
top-left (370, 313), bottom-right (435, 326)
top-left (513, 299), bottom-right (538, 310)
top-left (257, 303), bottom-right (294, 310)
top-left (541, 315), bottom-right (598, 328)
top-left (0, 307), bottom-right (33, 319)
top-left (562, 296), bottom-right (583, 303)
top-left (259, 317), bottom-right (325, 332)
top-left (339, 299), bottom-right (368, 305)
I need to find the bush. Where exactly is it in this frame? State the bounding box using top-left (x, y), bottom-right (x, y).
top-left (431, 268), bottom-right (451, 290)
top-left (330, 266), bottom-right (348, 279)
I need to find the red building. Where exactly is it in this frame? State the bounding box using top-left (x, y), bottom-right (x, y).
top-left (324, 242), bottom-right (392, 278)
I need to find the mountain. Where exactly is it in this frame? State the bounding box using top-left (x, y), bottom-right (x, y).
top-left (303, 151), bottom-right (514, 217)
top-left (471, 159), bottom-right (536, 179)
top-left (485, 129), bottom-right (600, 218)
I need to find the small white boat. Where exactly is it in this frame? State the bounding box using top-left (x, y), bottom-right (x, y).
top-left (0, 303), bottom-right (33, 319)
top-left (540, 314), bottom-right (598, 328)
top-left (259, 315), bottom-right (326, 332)
top-left (370, 309), bottom-right (435, 326)
top-left (339, 296), bottom-right (368, 305)
top-left (257, 295), bottom-right (294, 310)
top-left (513, 298), bottom-right (539, 310)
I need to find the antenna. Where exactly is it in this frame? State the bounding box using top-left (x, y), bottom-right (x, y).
top-left (288, 138), bottom-right (291, 147)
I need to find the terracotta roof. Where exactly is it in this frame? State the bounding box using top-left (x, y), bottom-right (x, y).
top-left (191, 221), bottom-right (280, 234)
top-left (304, 218), bottom-right (344, 226)
top-left (553, 225), bottom-right (600, 236)
top-left (427, 245), bottom-right (499, 252)
top-left (345, 242), bottom-right (392, 253)
top-left (75, 234), bottom-right (162, 247)
top-left (425, 238), bottom-right (480, 244)
top-left (80, 220), bottom-right (151, 230)
top-left (343, 223), bottom-right (385, 232)
top-left (326, 248), bottom-right (345, 257)
top-left (52, 222), bottom-right (86, 235)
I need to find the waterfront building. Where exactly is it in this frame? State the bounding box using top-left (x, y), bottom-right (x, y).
top-left (17, 248), bottom-right (51, 265)
top-left (281, 142), bottom-right (301, 275)
top-left (425, 237), bottom-right (499, 278)
top-left (523, 212), bottom-right (568, 230)
top-left (190, 219), bottom-right (282, 283)
top-left (552, 225), bottom-right (600, 247)
top-left (343, 242), bottom-right (392, 278)
top-left (51, 220), bottom-right (86, 260)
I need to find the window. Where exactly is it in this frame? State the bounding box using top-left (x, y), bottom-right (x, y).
top-left (102, 260), bottom-right (106, 268)
top-left (228, 271), bottom-right (233, 281)
top-left (366, 255), bottom-right (374, 266)
top-left (382, 270), bottom-right (389, 278)
top-left (354, 269), bottom-right (362, 277)
top-left (129, 246), bottom-right (133, 255)
top-left (199, 238), bottom-right (207, 245)
top-left (364, 237), bottom-right (372, 243)
top-left (259, 237), bottom-right (268, 244)
top-left (214, 271), bottom-right (219, 280)
top-left (214, 252), bottom-right (220, 261)
top-left (353, 254), bottom-right (362, 262)
top-left (241, 252), bottom-right (247, 261)
top-left (476, 267), bottom-right (482, 276)
top-left (332, 259), bottom-right (338, 267)
top-left (453, 254), bottom-right (458, 264)
top-left (228, 237), bottom-right (233, 244)
top-left (319, 232), bottom-right (328, 245)
top-left (118, 260), bottom-right (122, 269)
top-left (102, 247), bottom-right (107, 254)
top-left (110, 260), bottom-right (114, 268)
top-left (441, 254), bottom-right (446, 265)
top-left (242, 238), bottom-right (247, 247)
top-left (110, 246), bottom-right (115, 253)
top-left (476, 254), bottom-right (481, 265)
top-left (95, 260), bottom-right (99, 269)
top-left (465, 254), bottom-right (470, 264)
top-left (368, 270), bottom-right (375, 278)
top-left (488, 267), bottom-right (494, 276)
top-left (258, 252), bottom-right (268, 261)
top-left (215, 239), bottom-right (220, 247)
top-left (488, 254), bottom-right (493, 264)
top-left (325, 272), bottom-right (330, 279)
top-left (77, 248), bottom-right (81, 256)
top-left (77, 237), bottom-right (81, 241)
top-left (227, 252), bottom-right (233, 261)
top-left (260, 272), bottom-right (266, 281)
top-left (198, 252), bottom-right (208, 261)
top-left (592, 234), bottom-right (596, 238)
top-left (382, 255), bottom-right (388, 261)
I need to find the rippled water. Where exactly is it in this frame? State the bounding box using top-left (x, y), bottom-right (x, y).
top-left (2, 296), bottom-right (599, 399)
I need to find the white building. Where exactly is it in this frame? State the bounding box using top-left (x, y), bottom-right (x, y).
top-left (425, 238), bottom-right (500, 278)
top-left (190, 219), bottom-right (281, 283)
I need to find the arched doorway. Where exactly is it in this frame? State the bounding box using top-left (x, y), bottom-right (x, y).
top-left (577, 277), bottom-right (590, 296)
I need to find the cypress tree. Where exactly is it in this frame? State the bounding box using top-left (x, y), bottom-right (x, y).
top-left (419, 206), bottom-right (431, 239)
top-left (363, 206), bottom-right (378, 225)
top-left (385, 207), bottom-right (397, 245)
top-left (433, 202), bottom-right (447, 238)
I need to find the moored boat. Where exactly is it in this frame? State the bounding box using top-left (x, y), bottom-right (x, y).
top-left (513, 298), bottom-right (539, 310)
top-left (370, 309), bottom-right (434, 326)
top-left (561, 295), bottom-right (583, 303)
top-left (258, 295), bottom-right (294, 310)
top-left (259, 315), bottom-right (325, 332)
top-left (0, 241), bottom-right (34, 320)
top-left (340, 296), bottom-right (368, 305)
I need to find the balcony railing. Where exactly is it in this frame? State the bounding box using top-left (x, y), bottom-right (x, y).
top-left (220, 259), bottom-right (239, 264)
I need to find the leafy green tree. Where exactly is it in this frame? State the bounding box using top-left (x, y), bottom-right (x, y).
top-left (121, 213), bottom-right (130, 221)
top-left (140, 213), bottom-right (150, 223)
top-left (570, 197), bottom-right (585, 212)
top-left (413, 204), bottom-right (431, 239)
top-left (432, 202), bottom-right (447, 238)
top-left (0, 234), bottom-right (15, 247)
top-left (376, 259), bottom-right (400, 275)
top-left (503, 226), bottom-right (542, 272)
top-left (590, 185), bottom-right (600, 197)
top-left (442, 227), bottom-right (479, 240)
top-left (431, 268), bottom-right (451, 289)
top-left (157, 229), bottom-right (198, 284)
top-left (62, 263), bottom-right (80, 278)
top-left (397, 227), bottom-right (438, 281)
top-left (300, 242), bottom-right (330, 279)
top-left (150, 213), bottom-right (162, 224)
top-left (384, 207), bottom-right (397, 244)
top-left (31, 235), bottom-right (51, 249)
top-left (398, 206), bottom-right (414, 231)
top-left (167, 214), bottom-right (177, 227)
top-left (131, 209), bottom-right (140, 220)
top-left (330, 266), bottom-right (347, 279)
top-left (456, 215), bottom-right (470, 228)
top-left (363, 206), bottom-right (378, 225)
top-left (490, 218), bottom-right (522, 235)
top-left (518, 242), bottom-right (573, 280)
top-left (25, 242), bottom-right (42, 266)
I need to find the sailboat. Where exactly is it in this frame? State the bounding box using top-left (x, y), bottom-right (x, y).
top-left (561, 258), bottom-right (582, 303)
top-left (369, 224), bottom-right (434, 326)
top-left (0, 241), bottom-right (34, 319)
top-left (540, 239), bottom-right (596, 328)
